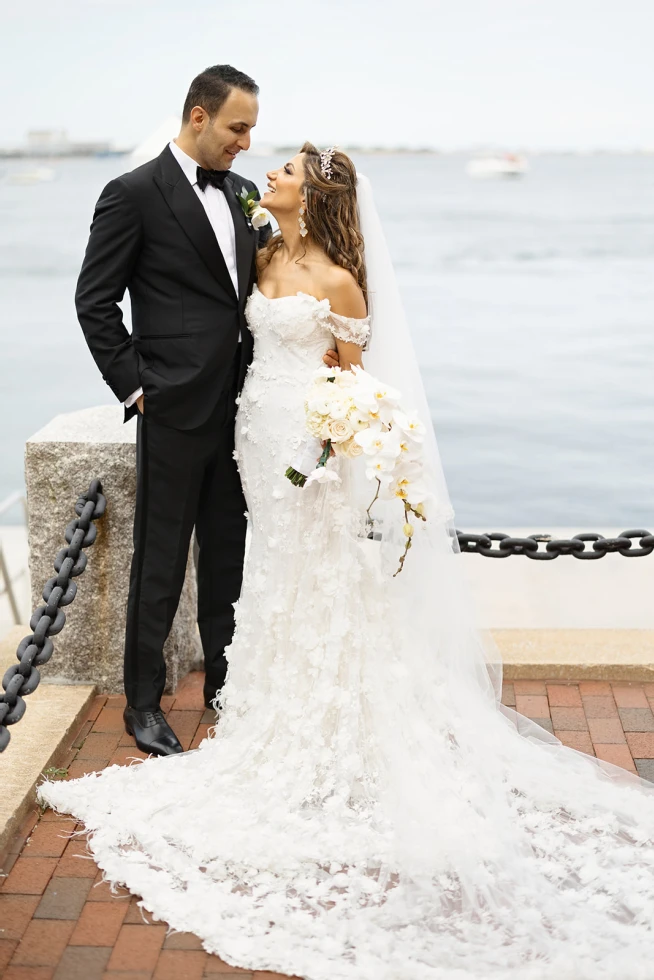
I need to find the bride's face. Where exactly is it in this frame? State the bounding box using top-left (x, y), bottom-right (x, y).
top-left (260, 154), bottom-right (306, 216)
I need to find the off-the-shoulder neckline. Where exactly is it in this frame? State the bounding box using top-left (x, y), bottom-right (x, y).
top-left (253, 285), bottom-right (370, 322)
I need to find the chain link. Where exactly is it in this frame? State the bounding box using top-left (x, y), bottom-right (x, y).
top-left (456, 529), bottom-right (654, 560)
top-left (0, 480), bottom-right (106, 752)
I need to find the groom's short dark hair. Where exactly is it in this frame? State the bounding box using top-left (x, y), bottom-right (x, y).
top-left (182, 65), bottom-right (259, 122)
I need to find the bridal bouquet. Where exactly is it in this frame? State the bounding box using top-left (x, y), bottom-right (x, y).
top-left (285, 367), bottom-right (428, 574)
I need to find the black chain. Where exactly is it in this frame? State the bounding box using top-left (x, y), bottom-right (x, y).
top-left (456, 529), bottom-right (654, 560)
top-left (0, 479), bottom-right (106, 752)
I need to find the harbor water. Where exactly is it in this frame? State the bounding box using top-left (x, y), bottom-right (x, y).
top-left (1, 152), bottom-right (653, 527)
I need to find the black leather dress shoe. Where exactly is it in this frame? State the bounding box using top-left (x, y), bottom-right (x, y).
top-left (123, 706), bottom-right (183, 756)
top-left (203, 681), bottom-right (223, 712)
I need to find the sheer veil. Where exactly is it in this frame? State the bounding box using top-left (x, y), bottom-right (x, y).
top-left (353, 169), bottom-right (654, 899)
top-left (355, 171), bottom-right (649, 760)
top-left (354, 172), bottom-right (505, 706)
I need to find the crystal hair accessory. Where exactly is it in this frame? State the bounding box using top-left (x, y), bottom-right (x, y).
top-left (320, 146), bottom-right (337, 180)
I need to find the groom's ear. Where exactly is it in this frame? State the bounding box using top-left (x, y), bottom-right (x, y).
top-left (188, 105), bottom-right (209, 133)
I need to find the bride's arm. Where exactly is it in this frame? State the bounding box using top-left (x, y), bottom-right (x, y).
top-left (324, 271), bottom-right (369, 370)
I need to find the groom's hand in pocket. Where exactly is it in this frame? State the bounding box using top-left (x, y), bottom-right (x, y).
top-left (136, 394), bottom-right (145, 414)
top-left (323, 349), bottom-right (339, 368)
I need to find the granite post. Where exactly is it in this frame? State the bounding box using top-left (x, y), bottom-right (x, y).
top-left (24, 406), bottom-right (201, 693)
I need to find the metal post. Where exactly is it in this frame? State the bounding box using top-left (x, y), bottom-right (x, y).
top-left (0, 544), bottom-right (21, 625)
top-left (0, 492), bottom-right (28, 626)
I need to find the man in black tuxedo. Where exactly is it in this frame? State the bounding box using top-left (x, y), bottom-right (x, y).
top-left (76, 65), bottom-right (273, 754)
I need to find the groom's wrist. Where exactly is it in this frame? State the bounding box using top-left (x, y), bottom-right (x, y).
top-left (124, 386), bottom-right (143, 408)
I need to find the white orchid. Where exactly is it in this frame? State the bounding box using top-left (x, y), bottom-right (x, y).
top-left (350, 385), bottom-right (379, 415)
top-left (352, 367), bottom-right (401, 413)
top-left (365, 459), bottom-right (395, 485)
top-left (392, 409), bottom-right (426, 443)
top-left (376, 427), bottom-right (404, 461)
top-left (353, 425), bottom-right (386, 456)
top-left (305, 466), bottom-right (341, 487)
top-left (355, 426), bottom-right (404, 465)
top-left (386, 464), bottom-right (430, 506)
top-left (347, 407), bottom-right (371, 431)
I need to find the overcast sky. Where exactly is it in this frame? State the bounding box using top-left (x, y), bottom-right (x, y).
top-left (2, 0), bottom-right (653, 151)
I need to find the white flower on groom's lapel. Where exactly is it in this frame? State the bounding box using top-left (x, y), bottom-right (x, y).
top-left (238, 187), bottom-right (271, 230)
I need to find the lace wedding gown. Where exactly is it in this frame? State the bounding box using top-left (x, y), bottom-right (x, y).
top-left (40, 286), bottom-right (654, 980)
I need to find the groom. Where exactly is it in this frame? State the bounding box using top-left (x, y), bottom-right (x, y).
top-left (77, 66), bottom-right (274, 755)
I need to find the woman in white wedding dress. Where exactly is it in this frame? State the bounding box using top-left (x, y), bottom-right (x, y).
top-left (40, 144), bottom-right (654, 980)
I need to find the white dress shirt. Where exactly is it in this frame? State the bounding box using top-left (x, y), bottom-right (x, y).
top-left (125, 140), bottom-right (240, 409)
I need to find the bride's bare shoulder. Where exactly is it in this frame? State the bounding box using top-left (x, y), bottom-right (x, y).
top-left (316, 265), bottom-right (367, 319)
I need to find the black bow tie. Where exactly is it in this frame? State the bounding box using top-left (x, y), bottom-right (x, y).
top-left (196, 166), bottom-right (229, 192)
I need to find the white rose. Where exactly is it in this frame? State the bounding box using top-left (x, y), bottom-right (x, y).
top-left (327, 418), bottom-right (354, 443)
top-left (250, 205), bottom-right (271, 229)
top-left (341, 437), bottom-right (364, 458)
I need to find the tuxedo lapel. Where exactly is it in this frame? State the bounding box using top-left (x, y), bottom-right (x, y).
top-left (223, 176), bottom-right (255, 306)
top-left (153, 146), bottom-right (237, 301)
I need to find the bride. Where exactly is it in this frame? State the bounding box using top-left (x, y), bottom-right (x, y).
top-left (40, 143), bottom-right (654, 980)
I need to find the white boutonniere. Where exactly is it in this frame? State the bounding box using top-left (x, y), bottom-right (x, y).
top-left (238, 187), bottom-right (271, 230)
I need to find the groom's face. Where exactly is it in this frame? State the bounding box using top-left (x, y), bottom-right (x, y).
top-left (196, 88), bottom-right (259, 171)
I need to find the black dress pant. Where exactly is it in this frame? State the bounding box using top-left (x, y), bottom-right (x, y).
top-left (124, 362), bottom-right (246, 710)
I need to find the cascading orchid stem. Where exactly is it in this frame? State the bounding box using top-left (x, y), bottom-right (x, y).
top-left (393, 502), bottom-right (414, 577)
top-left (366, 478), bottom-right (381, 523)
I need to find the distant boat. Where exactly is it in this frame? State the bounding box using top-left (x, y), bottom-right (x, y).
top-left (5, 166), bottom-right (56, 185)
top-left (129, 117), bottom-right (181, 169)
top-left (466, 153), bottom-right (529, 178)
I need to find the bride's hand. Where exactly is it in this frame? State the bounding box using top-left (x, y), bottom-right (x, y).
top-left (320, 440), bottom-right (336, 458)
top-left (323, 349), bottom-right (339, 368)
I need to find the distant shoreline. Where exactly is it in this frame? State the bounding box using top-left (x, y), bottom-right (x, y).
top-left (2, 147), bottom-right (654, 161)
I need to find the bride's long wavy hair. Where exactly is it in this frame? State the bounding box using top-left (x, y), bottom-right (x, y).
top-left (259, 142), bottom-right (367, 303)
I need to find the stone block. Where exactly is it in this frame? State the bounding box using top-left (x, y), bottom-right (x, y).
top-left (24, 406), bottom-right (200, 694)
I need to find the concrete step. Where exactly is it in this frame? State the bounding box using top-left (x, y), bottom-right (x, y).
top-left (0, 625), bottom-right (95, 854)
top-left (496, 629), bottom-right (654, 680)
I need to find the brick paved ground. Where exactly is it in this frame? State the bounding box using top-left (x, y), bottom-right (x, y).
top-left (2, 673), bottom-right (654, 979)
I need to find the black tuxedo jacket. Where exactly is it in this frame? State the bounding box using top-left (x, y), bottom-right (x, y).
top-left (75, 145), bottom-right (271, 429)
